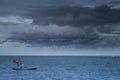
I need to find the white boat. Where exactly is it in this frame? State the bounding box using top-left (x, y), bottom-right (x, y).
top-left (12, 66), bottom-right (39, 70)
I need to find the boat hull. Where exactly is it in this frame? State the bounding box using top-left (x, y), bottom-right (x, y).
top-left (12, 66), bottom-right (38, 70)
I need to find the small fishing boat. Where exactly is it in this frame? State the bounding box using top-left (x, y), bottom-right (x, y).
top-left (12, 66), bottom-right (39, 70)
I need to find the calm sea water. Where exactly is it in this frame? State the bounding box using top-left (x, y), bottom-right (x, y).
top-left (0, 56), bottom-right (120, 80)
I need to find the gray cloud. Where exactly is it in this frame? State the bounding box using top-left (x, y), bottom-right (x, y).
top-left (3, 23), bottom-right (120, 47)
top-left (0, 0), bottom-right (118, 16)
top-left (0, 0), bottom-right (120, 48)
top-left (3, 25), bottom-right (99, 46)
top-left (32, 5), bottom-right (120, 27)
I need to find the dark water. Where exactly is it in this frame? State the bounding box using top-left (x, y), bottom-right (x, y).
top-left (0, 56), bottom-right (120, 80)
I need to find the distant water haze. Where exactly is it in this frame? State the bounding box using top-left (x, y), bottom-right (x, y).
top-left (0, 42), bottom-right (120, 56)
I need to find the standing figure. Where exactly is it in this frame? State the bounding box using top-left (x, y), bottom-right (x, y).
top-left (13, 58), bottom-right (24, 69)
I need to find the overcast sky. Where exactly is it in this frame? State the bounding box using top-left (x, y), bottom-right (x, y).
top-left (0, 0), bottom-right (120, 55)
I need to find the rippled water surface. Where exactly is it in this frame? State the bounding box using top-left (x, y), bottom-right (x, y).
top-left (0, 56), bottom-right (120, 80)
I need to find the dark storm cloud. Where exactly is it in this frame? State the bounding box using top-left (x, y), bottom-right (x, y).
top-left (0, 0), bottom-right (73, 16)
top-left (0, 0), bottom-right (120, 47)
top-left (8, 26), bottom-right (116, 47)
top-left (8, 31), bottom-right (99, 46)
top-left (0, 0), bottom-right (117, 17)
top-left (0, 0), bottom-right (119, 26)
top-left (7, 29), bottom-right (120, 47)
top-left (32, 5), bottom-right (120, 26)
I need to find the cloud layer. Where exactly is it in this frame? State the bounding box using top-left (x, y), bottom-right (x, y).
top-left (0, 0), bottom-right (120, 48)
top-left (32, 5), bottom-right (120, 27)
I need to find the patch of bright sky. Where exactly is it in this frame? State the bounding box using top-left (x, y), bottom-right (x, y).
top-left (0, 16), bottom-right (33, 25)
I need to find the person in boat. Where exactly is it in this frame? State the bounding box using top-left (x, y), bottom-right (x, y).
top-left (13, 58), bottom-right (24, 69)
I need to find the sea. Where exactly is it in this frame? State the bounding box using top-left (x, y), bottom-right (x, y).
top-left (0, 56), bottom-right (120, 80)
